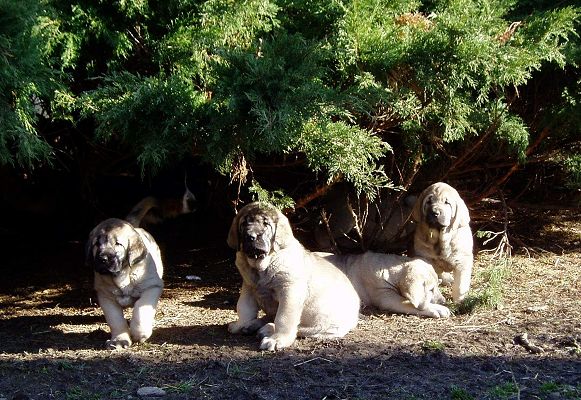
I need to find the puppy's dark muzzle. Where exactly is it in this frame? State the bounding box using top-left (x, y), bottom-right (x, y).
top-left (94, 252), bottom-right (122, 275)
top-left (426, 209), bottom-right (446, 228)
top-left (241, 234), bottom-right (270, 259)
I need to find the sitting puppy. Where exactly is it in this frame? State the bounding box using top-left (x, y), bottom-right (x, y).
top-left (320, 252), bottom-right (450, 318)
top-left (412, 182), bottom-right (473, 302)
top-left (227, 202), bottom-right (360, 351)
top-left (86, 218), bottom-right (163, 349)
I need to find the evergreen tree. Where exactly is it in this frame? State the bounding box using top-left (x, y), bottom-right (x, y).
top-left (1, 0), bottom-right (580, 210)
top-left (0, 0), bottom-right (57, 166)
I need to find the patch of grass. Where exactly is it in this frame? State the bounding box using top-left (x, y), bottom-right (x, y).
top-left (164, 380), bottom-right (195, 394)
top-left (65, 386), bottom-right (100, 400)
top-left (450, 385), bottom-right (474, 400)
top-left (541, 381), bottom-right (561, 392)
top-left (421, 340), bottom-right (445, 352)
top-left (455, 258), bottom-right (511, 314)
top-left (57, 360), bottom-right (75, 371)
top-left (225, 360), bottom-right (258, 379)
top-left (489, 382), bottom-right (519, 399)
top-left (134, 365), bottom-right (151, 379)
top-left (540, 381), bottom-right (581, 398)
top-left (108, 389), bottom-right (125, 398)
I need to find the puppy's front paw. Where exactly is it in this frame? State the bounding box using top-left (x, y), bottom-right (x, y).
top-left (131, 332), bottom-right (151, 344)
top-left (106, 337), bottom-right (132, 350)
top-left (452, 288), bottom-right (468, 303)
top-left (228, 318), bottom-right (265, 334)
top-left (260, 336), bottom-right (278, 351)
top-left (131, 325), bottom-right (153, 344)
top-left (228, 320), bottom-right (245, 334)
top-left (259, 333), bottom-right (295, 351)
top-left (257, 323), bottom-right (275, 339)
top-left (427, 304), bottom-right (451, 318)
top-left (439, 272), bottom-right (454, 286)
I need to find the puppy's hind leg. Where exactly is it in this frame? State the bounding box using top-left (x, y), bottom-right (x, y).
top-left (297, 325), bottom-right (346, 339)
top-left (258, 322), bottom-right (339, 341)
top-left (261, 323), bottom-right (342, 340)
top-left (376, 289), bottom-right (450, 318)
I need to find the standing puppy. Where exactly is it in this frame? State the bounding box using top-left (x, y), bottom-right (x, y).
top-left (412, 182), bottom-right (473, 302)
top-left (227, 202), bottom-right (360, 351)
top-left (86, 218), bottom-right (163, 349)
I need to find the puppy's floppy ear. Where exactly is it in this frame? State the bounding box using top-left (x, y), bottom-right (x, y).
top-left (273, 210), bottom-right (294, 250)
top-left (85, 224), bottom-right (99, 266)
top-left (85, 236), bottom-right (95, 266)
top-left (431, 282), bottom-right (447, 305)
top-left (399, 264), bottom-right (430, 310)
top-left (411, 189), bottom-right (427, 222)
top-left (227, 211), bottom-right (241, 250)
top-left (127, 231), bottom-right (147, 266)
top-left (451, 193), bottom-right (470, 230)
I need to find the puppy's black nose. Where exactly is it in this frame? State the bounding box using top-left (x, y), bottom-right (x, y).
top-left (98, 254), bottom-right (112, 263)
top-left (429, 210), bottom-right (440, 217)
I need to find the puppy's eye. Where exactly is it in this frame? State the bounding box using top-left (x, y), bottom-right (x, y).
top-left (444, 199), bottom-right (451, 205)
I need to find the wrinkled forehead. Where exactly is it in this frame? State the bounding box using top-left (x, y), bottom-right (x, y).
top-left (424, 186), bottom-right (455, 205)
top-left (93, 233), bottom-right (114, 247)
top-left (92, 222), bottom-right (131, 244)
top-left (240, 207), bottom-right (277, 227)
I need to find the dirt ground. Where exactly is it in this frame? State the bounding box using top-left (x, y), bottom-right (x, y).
top-left (0, 207), bottom-right (579, 400)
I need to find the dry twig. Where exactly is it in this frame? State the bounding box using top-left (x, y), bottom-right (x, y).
top-left (320, 209), bottom-right (340, 254)
top-left (479, 191), bottom-right (513, 258)
top-left (514, 332), bottom-right (544, 354)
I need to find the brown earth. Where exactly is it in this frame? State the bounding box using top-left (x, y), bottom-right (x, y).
top-left (0, 207), bottom-right (579, 400)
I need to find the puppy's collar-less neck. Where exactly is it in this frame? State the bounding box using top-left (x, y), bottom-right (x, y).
top-left (426, 227), bottom-right (440, 242)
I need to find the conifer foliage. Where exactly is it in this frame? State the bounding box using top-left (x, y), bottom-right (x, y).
top-left (0, 0), bottom-right (56, 165)
top-left (1, 0), bottom-right (580, 201)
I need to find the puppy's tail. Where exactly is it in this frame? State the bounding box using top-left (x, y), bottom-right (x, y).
top-left (126, 196), bottom-right (160, 227)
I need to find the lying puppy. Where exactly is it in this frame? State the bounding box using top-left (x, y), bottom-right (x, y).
top-left (412, 182), bottom-right (473, 302)
top-left (227, 202), bottom-right (360, 351)
top-left (86, 218), bottom-right (163, 349)
top-left (320, 252), bottom-right (450, 318)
